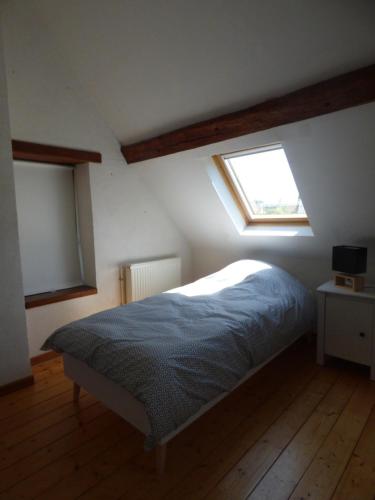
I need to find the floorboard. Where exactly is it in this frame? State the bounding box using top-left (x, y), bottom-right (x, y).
top-left (0, 339), bottom-right (373, 500)
top-left (204, 368), bottom-right (338, 500)
top-left (331, 407), bottom-right (375, 500)
top-left (0, 412), bottom-right (121, 495)
top-left (248, 371), bottom-right (359, 500)
top-left (289, 380), bottom-right (375, 500)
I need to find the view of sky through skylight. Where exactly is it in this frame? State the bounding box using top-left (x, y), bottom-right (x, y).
top-left (226, 146), bottom-right (306, 218)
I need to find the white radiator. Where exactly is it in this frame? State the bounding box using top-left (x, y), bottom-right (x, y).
top-left (121, 257), bottom-right (181, 304)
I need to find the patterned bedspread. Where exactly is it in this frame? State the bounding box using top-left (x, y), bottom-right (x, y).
top-left (42, 260), bottom-right (315, 448)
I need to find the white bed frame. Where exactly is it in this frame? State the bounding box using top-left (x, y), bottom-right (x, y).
top-left (63, 334), bottom-right (305, 474)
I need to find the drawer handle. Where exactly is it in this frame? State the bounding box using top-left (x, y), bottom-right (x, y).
top-left (359, 332), bottom-right (366, 338)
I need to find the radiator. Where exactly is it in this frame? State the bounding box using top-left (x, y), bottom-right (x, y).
top-left (121, 257), bottom-right (181, 304)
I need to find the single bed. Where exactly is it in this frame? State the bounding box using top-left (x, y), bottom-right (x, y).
top-left (42, 260), bottom-right (315, 473)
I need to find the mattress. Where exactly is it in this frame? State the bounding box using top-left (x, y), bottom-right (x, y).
top-left (42, 260), bottom-right (315, 448)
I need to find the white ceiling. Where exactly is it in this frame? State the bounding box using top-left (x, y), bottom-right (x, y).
top-left (22, 0), bottom-right (375, 144)
top-left (3, 0), bottom-right (375, 289)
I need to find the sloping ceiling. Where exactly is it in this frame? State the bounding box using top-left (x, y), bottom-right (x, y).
top-left (137, 102), bottom-right (375, 287)
top-left (3, 0), bottom-right (375, 290)
top-left (23, 0), bottom-right (375, 144)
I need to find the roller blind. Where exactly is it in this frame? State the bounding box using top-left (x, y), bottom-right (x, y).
top-left (13, 161), bottom-right (82, 295)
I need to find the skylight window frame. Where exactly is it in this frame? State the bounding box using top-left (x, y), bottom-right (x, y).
top-left (213, 143), bottom-right (309, 226)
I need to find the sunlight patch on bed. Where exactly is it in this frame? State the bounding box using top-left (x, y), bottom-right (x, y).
top-left (165, 260), bottom-right (272, 297)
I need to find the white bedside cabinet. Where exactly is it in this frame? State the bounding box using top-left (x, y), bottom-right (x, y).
top-left (317, 281), bottom-right (375, 380)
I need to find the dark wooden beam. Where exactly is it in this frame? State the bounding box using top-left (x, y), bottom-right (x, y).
top-left (12, 140), bottom-right (102, 165)
top-left (122, 64), bottom-right (375, 164)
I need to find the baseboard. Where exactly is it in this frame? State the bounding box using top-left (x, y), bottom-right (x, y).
top-left (0, 375), bottom-right (34, 396)
top-left (30, 351), bottom-right (60, 366)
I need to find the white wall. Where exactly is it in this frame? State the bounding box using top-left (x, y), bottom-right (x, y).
top-left (1, 2), bottom-right (192, 357)
top-left (2, 0), bottom-right (375, 365)
top-left (138, 102), bottom-right (375, 291)
top-left (20, 0), bottom-right (374, 295)
top-left (0, 24), bottom-right (31, 385)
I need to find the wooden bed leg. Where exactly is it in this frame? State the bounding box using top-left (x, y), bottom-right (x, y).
top-left (155, 443), bottom-right (167, 475)
top-left (73, 382), bottom-right (81, 403)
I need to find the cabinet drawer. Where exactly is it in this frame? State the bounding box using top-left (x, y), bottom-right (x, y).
top-left (325, 296), bottom-right (372, 366)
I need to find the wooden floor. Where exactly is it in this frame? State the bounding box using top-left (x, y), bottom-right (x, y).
top-left (1, 339), bottom-right (374, 500)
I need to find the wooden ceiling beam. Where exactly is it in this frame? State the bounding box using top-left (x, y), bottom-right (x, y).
top-left (122, 64), bottom-right (375, 164)
top-left (12, 140), bottom-right (102, 165)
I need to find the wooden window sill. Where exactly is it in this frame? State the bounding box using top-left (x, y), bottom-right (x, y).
top-left (25, 285), bottom-right (97, 309)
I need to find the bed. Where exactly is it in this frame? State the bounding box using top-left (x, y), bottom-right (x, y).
top-left (42, 260), bottom-right (315, 473)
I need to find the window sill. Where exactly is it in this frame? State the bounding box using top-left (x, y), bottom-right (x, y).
top-left (240, 224), bottom-right (314, 237)
top-left (25, 285), bottom-right (97, 309)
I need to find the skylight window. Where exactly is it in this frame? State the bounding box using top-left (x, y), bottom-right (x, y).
top-left (214, 144), bottom-right (308, 225)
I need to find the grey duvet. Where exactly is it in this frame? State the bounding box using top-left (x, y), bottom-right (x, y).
top-left (42, 260), bottom-right (315, 448)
